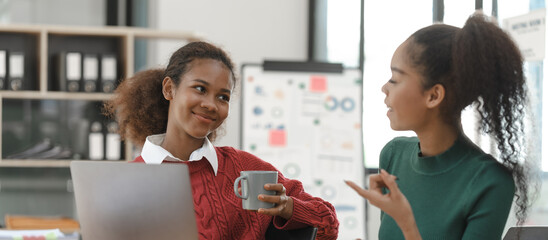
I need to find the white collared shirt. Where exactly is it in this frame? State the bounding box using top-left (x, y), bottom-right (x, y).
top-left (141, 133), bottom-right (218, 175)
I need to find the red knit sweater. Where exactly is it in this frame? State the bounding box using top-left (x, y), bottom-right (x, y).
top-left (133, 146), bottom-right (338, 240)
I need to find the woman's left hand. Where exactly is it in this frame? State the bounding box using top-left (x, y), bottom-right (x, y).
top-left (345, 169), bottom-right (422, 240)
top-left (257, 183), bottom-right (293, 220)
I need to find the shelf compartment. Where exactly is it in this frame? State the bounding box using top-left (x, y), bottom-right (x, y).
top-left (0, 31), bottom-right (40, 91)
top-left (1, 99), bottom-right (123, 162)
top-left (47, 34), bottom-right (125, 93)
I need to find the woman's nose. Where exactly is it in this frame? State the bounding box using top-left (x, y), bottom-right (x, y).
top-left (201, 97), bottom-right (217, 111)
top-left (381, 82), bottom-right (388, 95)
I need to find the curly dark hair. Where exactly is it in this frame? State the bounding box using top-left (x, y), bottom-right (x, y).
top-left (408, 14), bottom-right (533, 225)
top-left (103, 41), bottom-right (237, 147)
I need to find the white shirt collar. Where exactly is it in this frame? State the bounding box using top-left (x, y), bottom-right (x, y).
top-left (141, 133), bottom-right (218, 175)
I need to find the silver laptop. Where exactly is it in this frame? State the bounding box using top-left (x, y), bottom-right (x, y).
top-left (503, 226), bottom-right (548, 240)
top-left (70, 161), bottom-right (198, 240)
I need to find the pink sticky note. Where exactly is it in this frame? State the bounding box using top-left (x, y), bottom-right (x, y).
top-left (269, 130), bottom-right (286, 147)
top-left (309, 76), bottom-right (327, 92)
top-left (23, 236), bottom-right (45, 240)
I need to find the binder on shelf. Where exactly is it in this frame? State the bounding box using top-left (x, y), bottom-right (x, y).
top-left (0, 50), bottom-right (6, 90)
top-left (57, 52), bottom-right (82, 92)
top-left (83, 54), bottom-right (99, 92)
top-left (8, 51), bottom-right (24, 91)
top-left (88, 121), bottom-right (104, 160)
top-left (100, 54), bottom-right (117, 93)
top-left (105, 121), bottom-right (121, 160)
top-left (67, 52), bottom-right (82, 92)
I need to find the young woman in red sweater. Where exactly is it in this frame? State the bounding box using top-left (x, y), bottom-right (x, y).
top-left (104, 41), bottom-right (338, 239)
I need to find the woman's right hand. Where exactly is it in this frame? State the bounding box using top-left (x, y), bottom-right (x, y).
top-left (345, 169), bottom-right (422, 240)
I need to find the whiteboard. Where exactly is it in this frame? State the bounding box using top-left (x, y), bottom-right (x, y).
top-left (240, 63), bottom-right (365, 239)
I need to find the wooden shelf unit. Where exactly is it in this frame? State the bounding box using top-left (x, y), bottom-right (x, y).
top-left (0, 24), bottom-right (203, 167)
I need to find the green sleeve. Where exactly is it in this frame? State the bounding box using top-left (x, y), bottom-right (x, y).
top-left (461, 165), bottom-right (514, 240)
top-left (379, 139), bottom-right (396, 171)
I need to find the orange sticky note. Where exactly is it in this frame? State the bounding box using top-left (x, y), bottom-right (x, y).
top-left (309, 76), bottom-right (327, 92)
top-left (269, 130), bottom-right (286, 147)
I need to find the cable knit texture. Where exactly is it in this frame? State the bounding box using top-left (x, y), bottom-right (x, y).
top-left (133, 146), bottom-right (339, 240)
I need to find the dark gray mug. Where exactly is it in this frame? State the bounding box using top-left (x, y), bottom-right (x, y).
top-left (233, 171), bottom-right (278, 210)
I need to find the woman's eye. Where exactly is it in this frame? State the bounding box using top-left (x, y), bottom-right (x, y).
top-left (218, 95), bottom-right (230, 102)
top-left (388, 79), bottom-right (396, 84)
top-left (194, 86), bottom-right (206, 92)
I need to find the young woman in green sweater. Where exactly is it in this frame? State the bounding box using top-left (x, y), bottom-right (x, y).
top-left (346, 13), bottom-right (534, 239)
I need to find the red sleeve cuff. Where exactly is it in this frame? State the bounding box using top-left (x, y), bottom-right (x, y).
top-left (272, 196), bottom-right (310, 230)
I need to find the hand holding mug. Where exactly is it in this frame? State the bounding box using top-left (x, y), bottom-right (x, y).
top-left (257, 183), bottom-right (294, 220)
top-left (233, 171), bottom-right (293, 220)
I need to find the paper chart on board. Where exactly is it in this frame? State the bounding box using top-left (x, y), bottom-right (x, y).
top-left (241, 63), bottom-right (365, 239)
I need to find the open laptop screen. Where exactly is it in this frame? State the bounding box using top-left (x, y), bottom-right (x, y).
top-left (70, 161), bottom-right (198, 240)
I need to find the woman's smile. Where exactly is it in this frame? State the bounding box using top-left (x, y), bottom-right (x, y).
top-left (193, 111), bottom-right (216, 124)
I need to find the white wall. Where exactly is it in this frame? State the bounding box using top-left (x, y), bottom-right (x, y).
top-left (0, 0), bottom-right (104, 26)
top-left (151, 0), bottom-right (309, 148)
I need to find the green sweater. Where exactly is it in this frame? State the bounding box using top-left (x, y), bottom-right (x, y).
top-left (378, 136), bottom-right (514, 240)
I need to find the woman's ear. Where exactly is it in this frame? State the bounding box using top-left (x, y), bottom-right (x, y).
top-left (425, 83), bottom-right (445, 109)
top-left (162, 77), bottom-right (174, 100)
